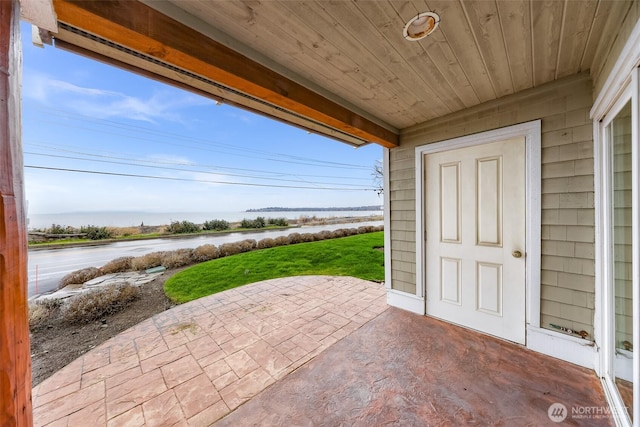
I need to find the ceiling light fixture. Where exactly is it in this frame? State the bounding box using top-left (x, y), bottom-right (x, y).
top-left (403, 11), bottom-right (440, 41)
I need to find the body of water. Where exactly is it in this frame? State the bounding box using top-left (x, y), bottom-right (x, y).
top-left (28, 210), bottom-right (384, 229)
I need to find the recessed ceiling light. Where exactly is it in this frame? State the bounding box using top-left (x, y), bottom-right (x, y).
top-left (403, 11), bottom-right (440, 41)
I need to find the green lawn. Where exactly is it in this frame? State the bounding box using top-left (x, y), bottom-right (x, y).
top-left (164, 231), bottom-right (384, 303)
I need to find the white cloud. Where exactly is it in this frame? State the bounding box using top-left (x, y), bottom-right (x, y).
top-left (23, 70), bottom-right (213, 124)
top-left (48, 79), bottom-right (118, 97)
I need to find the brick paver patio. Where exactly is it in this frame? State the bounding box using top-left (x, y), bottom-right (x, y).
top-left (32, 275), bottom-right (612, 426)
top-left (32, 276), bottom-right (387, 426)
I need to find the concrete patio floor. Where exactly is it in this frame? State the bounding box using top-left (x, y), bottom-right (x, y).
top-left (32, 276), bottom-right (612, 426)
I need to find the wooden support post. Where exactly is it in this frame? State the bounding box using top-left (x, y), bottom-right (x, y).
top-left (0, 0), bottom-right (33, 425)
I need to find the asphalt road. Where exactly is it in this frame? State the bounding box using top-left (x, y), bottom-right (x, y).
top-left (28, 221), bottom-right (382, 297)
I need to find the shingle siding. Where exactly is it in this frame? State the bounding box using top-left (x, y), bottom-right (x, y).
top-left (390, 73), bottom-right (597, 338)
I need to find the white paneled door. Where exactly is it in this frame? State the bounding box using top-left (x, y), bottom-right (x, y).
top-left (425, 137), bottom-right (526, 344)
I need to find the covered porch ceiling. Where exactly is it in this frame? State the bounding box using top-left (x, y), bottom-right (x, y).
top-left (28, 0), bottom-right (636, 148)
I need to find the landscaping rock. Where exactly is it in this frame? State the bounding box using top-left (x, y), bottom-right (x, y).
top-left (32, 271), bottom-right (163, 303)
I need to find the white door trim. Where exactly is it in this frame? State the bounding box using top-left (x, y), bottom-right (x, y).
top-left (591, 16), bottom-right (640, 427)
top-left (594, 81), bottom-right (637, 427)
top-left (414, 120), bottom-right (541, 329)
top-left (632, 64), bottom-right (640, 427)
top-left (596, 83), bottom-right (632, 369)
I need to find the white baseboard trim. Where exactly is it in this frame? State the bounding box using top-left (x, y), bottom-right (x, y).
top-left (387, 289), bottom-right (425, 315)
top-left (527, 326), bottom-right (597, 369)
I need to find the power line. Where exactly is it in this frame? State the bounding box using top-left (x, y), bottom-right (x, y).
top-left (24, 143), bottom-right (373, 181)
top-left (24, 151), bottom-right (371, 187)
top-left (28, 107), bottom-right (372, 169)
top-left (25, 165), bottom-right (377, 191)
top-left (26, 121), bottom-right (370, 169)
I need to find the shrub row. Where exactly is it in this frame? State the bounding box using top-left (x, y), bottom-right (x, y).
top-left (166, 217), bottom-right (285, 233)
top-left (237, 217), bottom-right (288, 229)
top-left (28, 298), bottom-right (62, 330)
top-left (166, 220), bottom-right (200, 234)
top-left (30, 283), bottom-right (141, 328)
top-left (240, 217), bottom-right (266, 229)
top-left (59, 267), bottom-right (103, 287)
top-left (267, 217), bottom-right (289, 227)
top-left (80, 225), bottom-right (114, 240)
top-left (32, 224), bottom-right (115, 240)
top-left (41, 224), bottom-right (76, 235)
top-left (34, 217), bottom-right (288, 240)
top-left (30, 282), bottom-right (140, 327)
top-left (58, 225), bottom-right (384, 287)
top-left (61, 284), bottom-right (140, 324)
top-left (202, 219), bottom-right (230, 231)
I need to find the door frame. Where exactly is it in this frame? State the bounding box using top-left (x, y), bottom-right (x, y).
top-left (595, 82), bottom-right (636, 427)
top-left (414, 120), bottom-right (541, 340)
top-left (591, 17), bottom-right (640, 427)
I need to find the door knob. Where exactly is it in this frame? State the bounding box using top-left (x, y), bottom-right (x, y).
top-left (512, 250), bottom-right (522, 258)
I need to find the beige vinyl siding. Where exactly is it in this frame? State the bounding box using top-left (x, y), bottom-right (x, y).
top-left (389, 146), bottom-right (417, 294)
top-left (391, 73), bottom-right (597, 337)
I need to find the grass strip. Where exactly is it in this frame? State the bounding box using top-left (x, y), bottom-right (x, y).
top-left (164, 231), bottom-right (384, 303)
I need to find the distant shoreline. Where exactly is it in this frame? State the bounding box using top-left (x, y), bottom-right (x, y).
top-left (28, 210), bottom-right (383, 230)
top-left (246, 206), bottom-right (382, 212)
top-left (31, 214), bottom-right (383, 232)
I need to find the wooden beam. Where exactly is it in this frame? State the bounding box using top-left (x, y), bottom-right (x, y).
top-left (51, 0), bottom-right (398, 148)
top-left (0, 1), bottom-right (32, 426)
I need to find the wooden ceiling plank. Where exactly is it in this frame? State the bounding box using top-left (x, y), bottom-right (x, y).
top-left (184, 0), bottom-right (413, 129)
top-left (171, 0), bottom-right (387, 111)
top-left (292, 2), bottom-right (446, 127)
top-left (270, 0), bottom-right (427, 127)
top-left (205, 1), bottom-right (391, 111)
top-left (290, 0), bottom-right (444, 125)
top-left (555, 0), bottom-right (598, 79)
top-left (496, 0), bottom-right (533, 93)
top-left (344, 0), bottom-right (463, 118)
top-left (384, 1), bottom-right (481, 109)
top-left (370, 0), bottom-right (468, 113)
top-left (415, 27), bottom-right (482, 109)
top-left (425, 0), bottom-right (497, 103)
top-left (459, 0), bottom-right (515, 98)
top-left (579, 0), bottom-right (615, 71)
top-left (589, 0), bottom-right (634, 83)
top-left (530, 0), bottom-right (564, 86)
top-left (52, 0), bottom-right (398, 147)
top-left (316, 1), bottom-right (450, 122)
top-left (164, 0), bottom-right (390, 131)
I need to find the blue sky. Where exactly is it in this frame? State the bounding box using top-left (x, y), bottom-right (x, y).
top-left (21, 22), bottom-right (383, 215)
